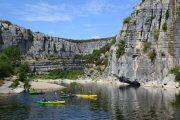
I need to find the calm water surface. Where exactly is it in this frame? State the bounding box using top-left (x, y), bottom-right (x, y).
top-left (0, 83), bottom-right (180, 120)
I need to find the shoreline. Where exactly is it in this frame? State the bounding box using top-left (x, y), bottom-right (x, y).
top-left (0, 76), bottom-right (179, 94)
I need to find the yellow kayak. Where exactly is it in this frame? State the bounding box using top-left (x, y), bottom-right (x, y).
top-left (76, 94), bottom-right (97, 100)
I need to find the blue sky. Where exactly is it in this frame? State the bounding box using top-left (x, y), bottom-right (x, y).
top-left (0, 0), bottom-right (140, 39)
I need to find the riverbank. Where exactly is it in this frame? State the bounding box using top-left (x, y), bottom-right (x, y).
top-left (1, 76), bottom-right (179, 94)
top-left (30, 81), bottom-right (65, 92)
top-left (0, 81), bottom-right (24, 94)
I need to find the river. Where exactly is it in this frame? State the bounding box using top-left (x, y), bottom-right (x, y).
top-left (0, 82), bottom-right (180, 120)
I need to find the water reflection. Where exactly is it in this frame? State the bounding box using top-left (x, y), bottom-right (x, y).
top-left (0, 83), bottom-right (180, 120)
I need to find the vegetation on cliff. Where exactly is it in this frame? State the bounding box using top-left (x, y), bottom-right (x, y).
top-left (0, 45), bottom-right (30, 89)
top-left (75, 37), bottom-right (116, 67)
top-left (169, 66), bottom-right (180, 82)
top-left (116, 41), bottom-right (125, 58)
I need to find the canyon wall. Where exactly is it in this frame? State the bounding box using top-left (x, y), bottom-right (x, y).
top-left (0, 20), bottom-right (112, 74)
top-left (108, 0), bottom-right (180, 84)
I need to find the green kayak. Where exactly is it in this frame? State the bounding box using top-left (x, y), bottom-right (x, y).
top-left (29, 91), bottom-right (45, 95)
top-left (37, 100), bottom-right (65, 105)
top-left (60, 94), bottom-right (76, 99)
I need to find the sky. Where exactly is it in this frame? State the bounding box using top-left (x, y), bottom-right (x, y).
top-left (0, 0), bottom-right (140, 39)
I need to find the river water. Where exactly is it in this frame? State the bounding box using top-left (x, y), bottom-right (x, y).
top-left (0, 83), bottom-right (180, 120)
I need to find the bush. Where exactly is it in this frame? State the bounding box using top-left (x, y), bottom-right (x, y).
top-left (24, 80), bottom-right (31, 91)
top-left (45, 70), bottom-right (84, 80)
top-left (165, 10), bottom-right (169, 20)
top-left (111, 37), bottom-right (116, 45)
top-left (169, 66), bottom-right (180, 82)
top-left (148, 49), bottom-right (156, 62)
top-left (123, 17), bottom-right (131, 24)
top-left (162, 22), bottom-right (167, 32)
top-left (27, 29), bottom-right (34, 41)
top-left (116, 41), bottom-right (125, 58)
top-left (10, 79), bottom-right (19, 89)
top-left (0, 61), bottom-right (13, 79)
top-left (154, 29), bottom-right (160, 42)
top-left (143, 41), bottom-right (151, 53)
top-left (17, 64), bottom-right (29, 82)
top-left (3, 45), bottom-right (21, 63)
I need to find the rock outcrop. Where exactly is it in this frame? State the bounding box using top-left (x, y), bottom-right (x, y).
top-left (0, 20), bottom-right (112, 73)
top-left (0, 20), bottom-right (111, 58)
top-left (108, 0), bottom-right (180, 84)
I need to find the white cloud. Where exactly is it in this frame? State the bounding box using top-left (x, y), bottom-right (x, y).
top-left (10, 0), bottom-right (137, 22)
top-left (21, 3), bottom-right (71, 22)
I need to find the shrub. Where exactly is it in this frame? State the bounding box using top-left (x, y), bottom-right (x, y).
top-left (0, 61), bottom-right (13, 79)
top-left (148, 49), bottom-right (156, 62)
top-left (169, 66), bottom-right (180, 82)
top-left (24, 80), bottom-right (31, 91)
top-left (143, 41), bottom-right (151, 53)
top-left (27, 29), bottom-right (34, 41)
top-left (18, 64), bottom-right (29, 82)
top-left (162, 22), bottom-right (167, 32)
top-left (111, 37), bottom-right (116, 45)
top-left (10, 79), bottom-right (19, 89)
top-left (123, 17), bottom-right (131, 24)
top-left (165, 10), bottom-right (169, 20)
top-left (154, 29), bottom-right (160, 42)
top-left (116, 41), bottom-right (125, 58)
top-left (3, 45), bottom-right (21, 62)
top-left (45, 70), bottom-right (84, 80)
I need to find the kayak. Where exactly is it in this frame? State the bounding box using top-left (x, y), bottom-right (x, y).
top-left (37, 100), bottom-right (65, 105)
top-left (75, 94), bottom-right (97, 100)
top-left (29, 91), bottom-right (45, 95)
top-left (60, 94), bottom-right (76, 99)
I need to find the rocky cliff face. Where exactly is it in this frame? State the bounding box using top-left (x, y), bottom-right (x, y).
top-left (0, 21), bottom-right (111, 58)
top-left (0, 20), bottom-right (112, 74)
top-left (108, 0), bottom-right (180, 84)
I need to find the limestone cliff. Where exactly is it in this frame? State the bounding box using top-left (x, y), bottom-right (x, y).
top-left (108, 0), bottom-right (180, 84)
top-left (0, 21), bottom-right (111, 58)
top-left (0, 20), bottom-right (112, 74)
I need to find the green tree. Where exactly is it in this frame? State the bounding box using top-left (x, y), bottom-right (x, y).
top-left (116, 41), bottom-right (125, 58)
top-left (3, 45), bottom-right (21, 63)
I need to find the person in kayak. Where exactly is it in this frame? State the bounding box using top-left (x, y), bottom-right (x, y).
top-left (42, 97), bottom-right (47, 102)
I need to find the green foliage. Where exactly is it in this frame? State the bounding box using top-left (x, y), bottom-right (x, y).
top-left (177, 4), bottom-right (180, 16)
top-left (162, 22), bottom-right (167, 32)
top-left (123, 17), bottom-right (131, 24)
top-left (18, 64), bottom-right (29, 82)
top-left (154, 29), bottom-right (160, 42)
top-left (169, 66), bottom-right (180, 82)
top-left (2, 45), bottom-right (21, 62)
top-left (148, 49), bottom-right (156, 62)
top-left (142, 0), bottom-right (145, 2)
top-left (24, 80), bottom-right (31, 91)
top-left (10, 79), bottom-right (19, 89)
top-left (111, 37), bottom-right (116, 45)
top-left (116, 41), bottom-right (125, 58)
top-left (42, 70), bottom-right (84, 80)
top-left (0, 60), bottom-right (13, 79)
top-left (143, 41), bottom-right (151, 53)
top-left (165, 10), bottom-right (169, 20)
top-left (27, 29), bottom-right (34, 41)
